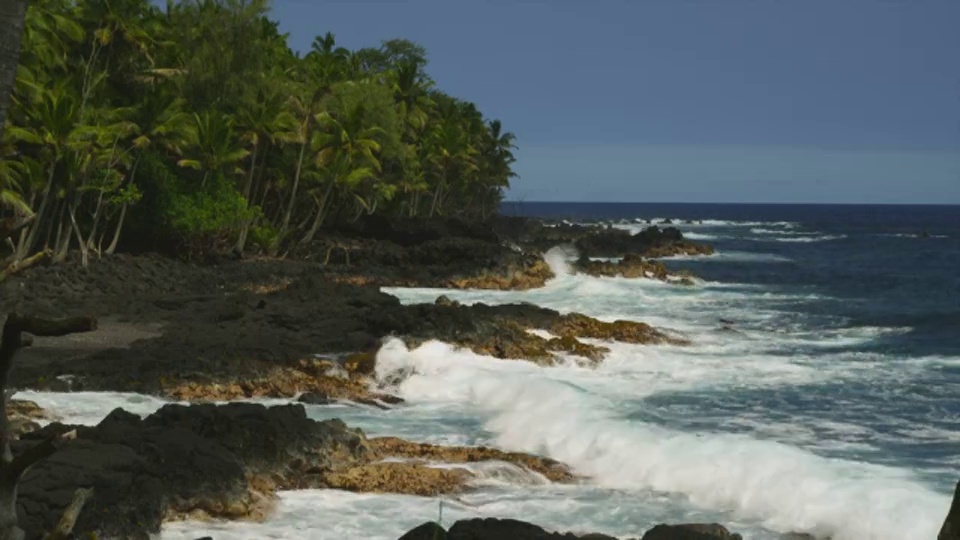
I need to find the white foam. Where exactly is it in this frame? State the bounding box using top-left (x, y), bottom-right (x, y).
top-left (749, 228), bottom-right (822, 237)
top-left (877, 233), bottom-right (949, 239)
top-left (374, 340), bottom-right (950, 540)
top-left (658, 251), bottom-right (791, 263)
top-left (10, 391), bottom-right (293, 426)
top-left (680, 232), bottom-right (721, 241)
top-left (11, 391), bottom-right (172, 425)
top-left (750, 235), bottom-right (847, 243)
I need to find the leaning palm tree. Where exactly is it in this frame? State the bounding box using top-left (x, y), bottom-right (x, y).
top-left (272, 93), bottom-right (321, 244)
top-left (298, 105), bottom-right (384, 242)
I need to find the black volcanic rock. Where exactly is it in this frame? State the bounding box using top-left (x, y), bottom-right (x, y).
top-left (641, 523), bottom-right (743, 540)
top-left (14, 403), bottom-right (370, 539)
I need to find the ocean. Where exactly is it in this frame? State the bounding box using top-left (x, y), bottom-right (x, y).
top-left (19, 203), bottom-right (960, 539)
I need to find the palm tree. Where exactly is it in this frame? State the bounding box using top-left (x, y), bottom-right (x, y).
top-left (5, 83), bottom-right (81, 259)
top-left (299, 104), bottom-right (384, 241)
top-left (234, 88), bottom-right (284, 251)
top-left (0, 0), bottom-right (29, 141)
top-left (389, 59), bottom-right (435, 137)
top-left (177, 110), bottom-right (249, 189)
top-left (273, 93), bottom-right (322, 244)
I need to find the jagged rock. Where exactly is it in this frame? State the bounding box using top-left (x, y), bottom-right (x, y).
top-left (641, 523), bottom-right (742, 540)
top-left (8, 399), bottom-right (56, 437)
top-left (297, 391), bottom-right (333, 405)
top-left (573, 226), bottom-right (713, 259)
top-left (435, 295), bottom-right (459, 307)
top-left (295, 221), bottom-right (555, 291)
top-left (14, 403), bottom-right (370, 539)
top-left (370, 437), bottom-right (573, 482)
top-left (399, 522), bottom-right (448, 540)
top-left (446, 518), bottom-right (617, 539)
top-left (25, 404), bottom-right (594, 537)
top-left (940, 480), bottom-right (960, 540)
top-left (322, 462), bottom-right (470, 496)
top-left (574, 254), bottom-right (671, 280)
top-left (550, 313), bottom-right (686, 346)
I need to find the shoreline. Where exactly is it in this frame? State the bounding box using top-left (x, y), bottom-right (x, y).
top-left (0, 216), bottom-right (953, 539)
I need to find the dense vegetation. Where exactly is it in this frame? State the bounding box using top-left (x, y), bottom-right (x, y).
top-left (0, 0), bottom-right (517, 265)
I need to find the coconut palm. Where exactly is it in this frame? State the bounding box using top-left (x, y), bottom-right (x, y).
top-left (177, 110), bottom-right (249, 189)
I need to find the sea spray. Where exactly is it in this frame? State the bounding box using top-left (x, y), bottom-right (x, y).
top-left (375, 338), bottom-right (950, 540)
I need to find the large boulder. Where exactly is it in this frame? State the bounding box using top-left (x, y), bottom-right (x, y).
top-left (15, 403), bottom-right (370, 539)
top-left (446, 518), bottom-right (617, 540)
top-left (641, 523), bottom-right (742, 540)
top-left (399, 522), bottom-right (449, 540)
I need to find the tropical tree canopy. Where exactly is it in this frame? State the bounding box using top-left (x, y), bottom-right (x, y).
top-left (0, 0), bottom-right (517, 262)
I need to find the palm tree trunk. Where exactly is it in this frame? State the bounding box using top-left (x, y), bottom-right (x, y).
top-left (429, 182), bottom-right (444, 218)
top-left (0, 0), bottom-right (28, 142)
top-left (44, 198), bottom-right (63, 250)
top-left (278, 141), bottom-right (307, 240)
top-left (53, 205), bottom-right (71, 263)
top-left (301, 181), bottom-right (335, 244)
top-left (18, 163), bottom-right (57, 260)
top-left (85, 189), bottom-right (106, 254)
top-left (105, 202), bottom-right (127, 255)
top-left (235, 143), bottom-right (259, 252)
top-left (68, 202), bottom-right (89, 267)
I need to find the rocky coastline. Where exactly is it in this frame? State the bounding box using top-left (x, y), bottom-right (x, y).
top-left (2, 216), bottom-right (952, 539)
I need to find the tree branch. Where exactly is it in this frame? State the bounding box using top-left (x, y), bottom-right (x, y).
top-left (5, 314), bottom-right (98, 338)
top-left (0, 249), bottom-right (51, 283)
top-left (42, 486), bottom-right (94, 540)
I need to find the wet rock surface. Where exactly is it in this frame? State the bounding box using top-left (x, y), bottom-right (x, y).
top-left (15, 403), bottom-right (368, 539)
top-left (641, 524), bottom-right (743, 540)
top-left (13, 403), bottom-right (571, 539)
top-left (574, 253), bottom-right (698, 284)
top-left (7, 399), bottom-right (55, 437)
top-left (5, 256), bottom-right (685, 398)
top-left (396, 519), bottom-right (747, 540)
top-left (292, 216), bottom-right (556, 290)
top-left (0, 217), bottom-right (716, 538)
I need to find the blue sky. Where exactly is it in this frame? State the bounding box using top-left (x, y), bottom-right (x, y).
top-left (272, 0), bottom-right (960, 203)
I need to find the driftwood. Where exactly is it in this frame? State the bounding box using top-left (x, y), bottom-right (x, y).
top-left (0, 313), bottom-right (97, 540)
top-left (0, 249), bottom-right (50, 282)
top-left (41, 486), bottom-right (94, 540)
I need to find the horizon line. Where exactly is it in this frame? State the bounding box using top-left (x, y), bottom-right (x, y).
top-left (501, 200), bottom-right (960, 207)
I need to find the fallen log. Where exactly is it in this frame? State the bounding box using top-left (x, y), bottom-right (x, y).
top-left (0, 249), bottom-right (50, 282)
top-left (0, 312), bottom-right (97, 540)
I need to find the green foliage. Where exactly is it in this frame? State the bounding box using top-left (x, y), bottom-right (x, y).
top-left (2, 0), bottom-right (517, 262)
top-left (248, 223), bottom-right (278, 251)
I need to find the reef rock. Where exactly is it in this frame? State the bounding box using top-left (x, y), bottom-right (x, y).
top-left (447, 518), bottom-right (617, 540)
top-left (15, 403), bottom-right (370, 539)
top-left (370, 437), bottom-right (574, 483)
top-left (574, 226), bottom-right (714, 259)
top-left (641, 523), bottom-right (743, 540)
top-left (8, 399), bottom-right (56, 437)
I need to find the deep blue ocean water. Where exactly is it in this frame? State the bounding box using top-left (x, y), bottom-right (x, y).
top-left (503, 203), bottom-right (960, 356)
top-left (501, 203), bottom-right (960, 487)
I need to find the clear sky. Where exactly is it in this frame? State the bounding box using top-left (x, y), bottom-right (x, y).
top-left (272, 0), bottom-right (960, 204)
